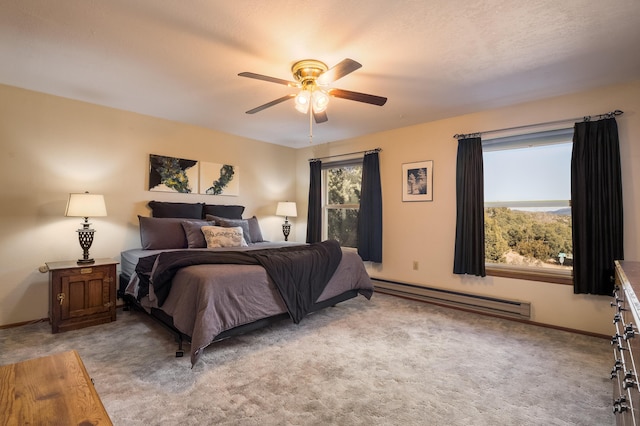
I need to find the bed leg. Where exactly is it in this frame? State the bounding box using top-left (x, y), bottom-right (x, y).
top-left (176, 335), bottom-right (184, 358)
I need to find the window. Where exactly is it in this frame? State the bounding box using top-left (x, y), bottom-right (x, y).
top-left (482, 128), bottom-right (574, 283)
top-left (322, 160), bottom-right (363, 248)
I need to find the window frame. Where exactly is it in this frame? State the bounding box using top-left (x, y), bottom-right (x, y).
top-left (321, 158), bottom-right (363, 248)
top-left (482, 128), bottom-right (574, 285)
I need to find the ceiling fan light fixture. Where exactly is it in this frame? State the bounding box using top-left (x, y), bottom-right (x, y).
top-left (311, 89), bottom-right (329, 113)
top-left (239, 58), bottom-right (387, 128)
top-left (294, 89), bottom-right (311, 114)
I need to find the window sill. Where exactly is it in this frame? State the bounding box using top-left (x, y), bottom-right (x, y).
top-left (486, 264), bottom-right (573, 285)
top-left (340, 246), bottom-right (358, 253)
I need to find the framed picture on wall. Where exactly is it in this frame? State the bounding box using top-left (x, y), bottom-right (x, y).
top-left (199, 162), bottom-right (239, 196)
top-left (148, 154), bottom-right (199, 193)
top-left (402, 160), bottom-right (433, 202)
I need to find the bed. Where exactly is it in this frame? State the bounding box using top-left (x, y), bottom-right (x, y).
top-left (119, 201), bottom-right (374, 366)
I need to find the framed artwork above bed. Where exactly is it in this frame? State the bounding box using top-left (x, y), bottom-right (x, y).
top-left (148, 154), bottom-right (199, 193)
top-left (199, 162), bottom-right (239, 196)
top-left (147, 155), bottom-right (239, 196)
top-left (402, 160), bottom-right (433, 202)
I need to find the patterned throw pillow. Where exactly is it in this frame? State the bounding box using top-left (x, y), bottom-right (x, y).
top-left (201, 225), bottom-right (248, 248)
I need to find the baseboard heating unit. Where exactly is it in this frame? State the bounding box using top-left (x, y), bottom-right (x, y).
top-left (372, 278), bottom-right (531, 320)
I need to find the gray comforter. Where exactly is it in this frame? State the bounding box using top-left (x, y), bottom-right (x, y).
top-left (138, 240), bottom-right (344, 324)
top-left (127, 244), bottom-right (374, 366)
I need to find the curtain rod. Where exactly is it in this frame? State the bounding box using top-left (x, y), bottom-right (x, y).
top-left (308, 147), bottom-right (381, 162)
top-left (453, 109), bottom-right (623, 140)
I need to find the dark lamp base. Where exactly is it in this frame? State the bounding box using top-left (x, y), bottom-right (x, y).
top-left (76, 223), bottom-right (96, 266)
top-left (282, 221), bottom-right (291, 242)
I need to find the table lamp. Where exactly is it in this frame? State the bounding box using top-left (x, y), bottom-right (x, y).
top-left (65, 192), bottom-right (107, 264)
top-left (276, 201), bottom-right (297, 241)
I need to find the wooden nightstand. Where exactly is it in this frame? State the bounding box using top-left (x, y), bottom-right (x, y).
top-left (45, 258), bottom-right (118, 333)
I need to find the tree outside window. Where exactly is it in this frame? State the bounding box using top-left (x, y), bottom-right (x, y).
top-left (483, 130), bottom-right (573, 273)
top-left (324, 163), bottom-right (362, 248)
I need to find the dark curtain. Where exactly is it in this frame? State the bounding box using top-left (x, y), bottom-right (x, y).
top-left (306, 160), bottom-right (322, 243)
top-left (571, 118), bottom-right (623, 295)
top-left (453, 137), bottom-right (486, 276)
top-left (357, 151), bottom-right (383, 262)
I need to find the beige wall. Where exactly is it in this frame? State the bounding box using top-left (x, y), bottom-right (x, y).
top-left (2, 80), bottom-right (638, 335)
top-left (0, 84), bottom-right (296, 326)
top-left (295, 80), bottom-right (640, 336)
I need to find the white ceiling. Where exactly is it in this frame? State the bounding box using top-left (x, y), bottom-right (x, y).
top-left (1, 1), bottom-right (639, 148)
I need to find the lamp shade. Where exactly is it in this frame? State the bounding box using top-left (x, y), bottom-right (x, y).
top-left (294, 90), bottom-right (311, 114)
top-left (312, 89), bottom-right (329, 113)
top-left (65, 193), bottom-right (107, 217)
top-left (276, 201), bottom-right (297, 218)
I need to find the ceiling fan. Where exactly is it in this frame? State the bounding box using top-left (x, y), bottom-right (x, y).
top-left (238, 58), bottom-right (387, 124)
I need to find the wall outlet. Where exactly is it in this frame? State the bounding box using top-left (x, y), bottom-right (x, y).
top-left (413, 261), bottom-right (419, 270)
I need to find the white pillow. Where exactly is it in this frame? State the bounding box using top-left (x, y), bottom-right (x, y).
top-left (201, 225), bottom-right (248, 248)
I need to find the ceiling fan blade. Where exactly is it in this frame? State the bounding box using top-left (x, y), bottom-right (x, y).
top-left (317, 58), bottom-right (362, 85)
top-left (328, 88), bottom-right (387, 106)
top-left (313, 109), bottom-right (328, 124)
top-left (245, 94), bottom-right (295, 114)
top-left (238, 72), bottom-right (297, 87)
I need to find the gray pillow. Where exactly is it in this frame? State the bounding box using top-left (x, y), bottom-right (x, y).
top-left (206, 215), bottom-right (252, 245)
top-left (181, 220), bottom-right (215, 248)
top-left (138, 216), bottom-right (188, 249)
top-left (247, 216), bottom-right (265, 243)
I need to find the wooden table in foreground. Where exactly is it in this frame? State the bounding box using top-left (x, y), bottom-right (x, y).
top-left (0, 350), bottom-right (112, 425)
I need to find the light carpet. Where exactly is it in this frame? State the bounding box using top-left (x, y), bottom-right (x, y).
top-left (0, 293), bottom-right (614, 425)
